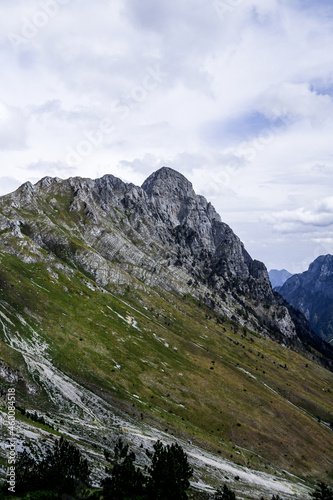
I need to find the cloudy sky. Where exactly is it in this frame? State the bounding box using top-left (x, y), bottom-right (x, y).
top-left (1, 0), bottom-right (333, 273)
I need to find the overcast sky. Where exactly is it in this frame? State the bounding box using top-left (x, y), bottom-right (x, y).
top-left (1, 0), bottom-right (333, 273)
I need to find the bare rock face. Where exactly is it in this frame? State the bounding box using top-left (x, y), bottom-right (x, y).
top-left (141, 168), bottom-right (273, 303)
top-left (1, 166), bottom-right (330, 364)
top-left (142, 167), bottom-right (200, 226)
top-left (277, 254), bottom-right (333, 342)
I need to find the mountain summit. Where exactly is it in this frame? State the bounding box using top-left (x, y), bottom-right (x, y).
top-left (141, 167), bottom-right (222, 247)
top-left (142, 166), bottom-right (196, 200)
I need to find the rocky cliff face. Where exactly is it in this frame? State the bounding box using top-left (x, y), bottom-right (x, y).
top-left (277, 255), bottom-right (333, 343)
top-left (0, 167), bottom-right (330, 363)
top-left (142, 168), bottom-right (273, 300)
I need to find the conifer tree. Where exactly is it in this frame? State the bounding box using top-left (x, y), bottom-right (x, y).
top-left (102, 438), bottom-right (146, 500)
top-left (147, 440), bottom-right (193, 500)
top-left (214, 483), bottom-right (237, 499)
top-left (310, 482), bottom-right (333, 500)
top-left (4, 438), bottom-right (90, 497)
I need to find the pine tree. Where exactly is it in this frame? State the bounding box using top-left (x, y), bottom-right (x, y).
top-left (310, 482), bottom-right (333, 500)
top-left (6, 438), bottom-right (90, 497)
top-left (214, 483), bottom-right (237, 499)
top-left (147, 440), bottom-right (193, 500)
top-left (9, 450), bottom-right (40, 495)
top-left (41, 436), bottom-right (90, 494)
top-left (102, 438), bottom-right (146, 500)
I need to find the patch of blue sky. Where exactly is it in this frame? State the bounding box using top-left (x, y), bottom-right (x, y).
top-left (310, 80), bottom-right (333, 98)
top-left (203, 111), bottom-right (287, 147)
top-left (291, 0), bottom-right (333, 18)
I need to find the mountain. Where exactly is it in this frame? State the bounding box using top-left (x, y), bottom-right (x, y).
top-left (269, 269), bottom-right (293, 288)
top-left (277, 255), bottom-right (333, 344)
top-left (0, 167), bottom-right (329, 366)
top-left (0, 167), bottom-right (332, 497)
top-left (0, 168), bottom-right (321, 350)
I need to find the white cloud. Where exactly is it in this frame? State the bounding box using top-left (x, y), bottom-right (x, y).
top-left (262, 197), bottom-right (333, 233)
top-left (0, 176), bottom-right (22, 196)
top-left (256, 82), bottom-right (333, 126)
top-left (0, 102), bottom-right (27, 150)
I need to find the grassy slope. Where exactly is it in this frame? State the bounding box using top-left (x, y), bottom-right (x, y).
top-left (0, 250), bottom-right (332, 486)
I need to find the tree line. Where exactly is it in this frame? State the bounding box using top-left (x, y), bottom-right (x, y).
top-left (0, 437), bottom-right (332, 499)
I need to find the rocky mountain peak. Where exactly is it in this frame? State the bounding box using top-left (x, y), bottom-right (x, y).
top-left (141, 166), bottom-right (195, 199)
top-left (309, 254), bottom-right (333, 279)
top-left (141, 167), bottom-right (222, 233)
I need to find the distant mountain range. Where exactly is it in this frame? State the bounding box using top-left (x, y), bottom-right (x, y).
top-left (269, 269), bottom-right (293, 288)
top-left (277, 254), bottom-right (333, 344)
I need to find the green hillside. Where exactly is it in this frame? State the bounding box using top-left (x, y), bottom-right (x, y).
top-left (0, 250), bottom-right (332, 494)
top-left (0, 174), bottom-right (332, 499)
